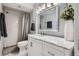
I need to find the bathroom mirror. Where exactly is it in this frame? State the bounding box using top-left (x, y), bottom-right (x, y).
top-left (39, 5), bottom-right (59, 32)
top-left (38, 3), bottom-right (65, 38)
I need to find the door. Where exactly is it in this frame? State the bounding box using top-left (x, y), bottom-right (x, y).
top-left (4, 9), bottom-right (21, 47)
top-left (28, 37), bottom-right (43, 56)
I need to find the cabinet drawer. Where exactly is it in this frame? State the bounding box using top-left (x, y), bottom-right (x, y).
top-left (43, 41), bottom-right (64, 52)
top-left (43, 45), bottom-right (64, 56)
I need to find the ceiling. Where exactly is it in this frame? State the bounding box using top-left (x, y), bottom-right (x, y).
top-left (2, 3), bottom-right (36, 13)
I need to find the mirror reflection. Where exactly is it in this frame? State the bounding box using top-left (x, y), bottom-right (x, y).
top-left (39, 3), bottom-right (59, 32)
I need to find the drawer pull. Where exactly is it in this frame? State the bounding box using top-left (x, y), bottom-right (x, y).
top-left (48, 51), bottom-right (55, 56)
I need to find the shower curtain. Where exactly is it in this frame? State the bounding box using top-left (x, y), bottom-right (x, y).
top-left (21, 13), bottom-right (30, 41)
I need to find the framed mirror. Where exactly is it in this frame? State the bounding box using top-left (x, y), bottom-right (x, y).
top-left (37, 3), bottom-right (66, 38)
top-left (39, 5), bottom-right (59, 32)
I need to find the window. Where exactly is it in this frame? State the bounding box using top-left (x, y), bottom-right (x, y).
top-left (47, 21), bottom-right (52, 29)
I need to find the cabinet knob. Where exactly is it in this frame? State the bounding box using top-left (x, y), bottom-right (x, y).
top-left (48, 51), bottom-right (55, 56)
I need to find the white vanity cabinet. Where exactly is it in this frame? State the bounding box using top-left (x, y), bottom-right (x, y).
top-left (28, 34), bottom-right (74, 56)
top-left (43, 42), bottom-right (65, 56)
top-left (28, 36), bottom-right (43, 56)
top-left (43, 42), bottom-right (73, 56)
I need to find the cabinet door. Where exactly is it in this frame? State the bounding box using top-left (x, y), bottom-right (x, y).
top-left (43, 45), bottom-right (64, 56)
top-left (43, 42), bottom-right (64, 56)
top-left (28, 37), bottom-right (43, 56)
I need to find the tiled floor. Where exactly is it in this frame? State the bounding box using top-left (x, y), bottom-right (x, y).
top-left (3, 45), bottom-right (18, 55)
top-left (3, 45), bottom-right (28, 56)
top-left (5, 51), bottom-right (28, 56)
top-left (5, 53), bottom-right (18, 56)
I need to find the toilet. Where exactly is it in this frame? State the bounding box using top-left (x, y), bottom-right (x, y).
top-left (17, 41), bottom-right (28, 56)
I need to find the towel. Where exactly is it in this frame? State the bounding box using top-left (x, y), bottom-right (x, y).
top-left (0, 13), bottom-right (7, 37)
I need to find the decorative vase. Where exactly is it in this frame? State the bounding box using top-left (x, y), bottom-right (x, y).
top-left (64, 20), bottom-right (74, 42)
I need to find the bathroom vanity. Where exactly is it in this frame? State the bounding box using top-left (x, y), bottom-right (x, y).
top-left (28, 34), bottom-right (74, 56)
top-left (28, 3), bottom-right (74, 56)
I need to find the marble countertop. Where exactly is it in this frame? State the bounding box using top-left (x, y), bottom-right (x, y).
top-left (28, 34), bottom-right (74, 50)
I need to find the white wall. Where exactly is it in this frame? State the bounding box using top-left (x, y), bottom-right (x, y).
top-left (74, 3), bottom-right (79, 56)
top-left (0, 3), bottom-right (2, 12)
top-left (3, 8), bottom-right (22, 47)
